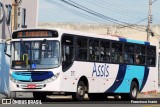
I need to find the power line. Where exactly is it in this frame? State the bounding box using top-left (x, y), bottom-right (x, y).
top-left (99, 0), bottom-right (160, 24)
top-left (45, 0), bottom-right (105, 23)
top-left (152, 0), bottom-right (159, 3)
top-left (85, 0), bottom-right (146, 21)
top-left (60, 0), bottom-right (147, 32)
top-left (118, 18), bottom-right (147, 29)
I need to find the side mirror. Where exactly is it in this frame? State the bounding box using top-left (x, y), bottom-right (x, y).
top-left (4, 39), bottom-right (11, 57)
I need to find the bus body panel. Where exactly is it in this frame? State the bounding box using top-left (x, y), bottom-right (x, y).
top-left (140, 67), bottom-right (158, 92)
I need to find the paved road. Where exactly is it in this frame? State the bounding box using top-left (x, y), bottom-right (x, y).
top-left (0, 104), bottom-right (160, 107)
top-left (0, 93), bottom-right (160, 106)
top-left (0, 93), bottom-right (159, 107)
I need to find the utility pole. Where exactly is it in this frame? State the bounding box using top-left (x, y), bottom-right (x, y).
top-left (11, 0), bottom-right (16, 32)
top-left (11, 0), bottom-right (18, 33)
top-left (147, 0), bottom-right (152, 41)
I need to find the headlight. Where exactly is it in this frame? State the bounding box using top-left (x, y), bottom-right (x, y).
top-left (44, 72), bottom-right (60, 83)
top-left (10, 74), bottom-right (20, 83)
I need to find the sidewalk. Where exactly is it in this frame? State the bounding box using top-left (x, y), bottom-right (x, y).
top-left (138, 93), bottom-right (160, 98)
top-left (0, 93), bottom-right (6, 99)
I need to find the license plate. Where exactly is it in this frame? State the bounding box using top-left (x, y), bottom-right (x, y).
top-left (27, 84), bottom-right (36, 88)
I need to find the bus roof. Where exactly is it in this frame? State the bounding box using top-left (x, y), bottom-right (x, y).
top-left (13, 27), bottom-right (157, 46)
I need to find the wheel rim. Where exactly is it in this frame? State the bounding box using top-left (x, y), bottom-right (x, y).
top-left (77, 85), bottom-right (84, 97)
top-left (132, 87), bottom-right (137, 97)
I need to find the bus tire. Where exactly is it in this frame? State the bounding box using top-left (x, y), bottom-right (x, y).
top-left (129, 81), bottom-right (138, 100)
top-left (33, 92), bottom-right (47, 101)
top-left (88, 93), bottom-right (106, 101)
top-left (72, 81), bottom-right (85, 101)
top-left (121, 81), bottom-right (138, 100)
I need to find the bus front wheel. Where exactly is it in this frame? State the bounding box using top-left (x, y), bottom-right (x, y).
top-left (72, 81), bottom-right (85, 101)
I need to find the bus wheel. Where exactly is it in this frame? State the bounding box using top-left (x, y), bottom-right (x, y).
top-left (130, 81), bottom-right (138, 99)
top-left (72, 81), bottom-right (85, 101)
top-left (121, 81), bottom-right (138, 100)
top-left (33, 92), bottom-right (47, 101)
top-left (88, 93), bottom-right (106, 101)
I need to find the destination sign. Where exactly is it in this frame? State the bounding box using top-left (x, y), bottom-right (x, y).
top-left (12, 30), bottom-right (58, 38)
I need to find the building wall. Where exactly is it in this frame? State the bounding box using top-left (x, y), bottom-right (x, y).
top-left (0, 0), bottom-right (12, 40)
top-left (0, 0), bottom-right (38, 95)
top-left (17, 0), bottom-right (38, 28)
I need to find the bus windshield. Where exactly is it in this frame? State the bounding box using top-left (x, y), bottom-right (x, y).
top-left (11, 40), bottom-right (60, 69)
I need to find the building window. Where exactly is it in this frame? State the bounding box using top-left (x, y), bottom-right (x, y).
top-left (21, 8), bottom-right (27, 28)
top-left (5, 5), bottom-right (12, 25)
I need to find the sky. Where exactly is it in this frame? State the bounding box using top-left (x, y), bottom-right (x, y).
top-left (38, 0), bottom-right (160, 25)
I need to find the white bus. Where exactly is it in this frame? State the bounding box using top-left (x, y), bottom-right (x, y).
top-left (5, 28), bottom-right (158, 101)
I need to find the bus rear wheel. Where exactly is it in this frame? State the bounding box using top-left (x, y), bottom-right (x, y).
top-left (72, 81), bottom-right (85, 101)
top-left (33, 92), bottom-right (47, 101)
top-left (130, 81), bottom-right (138, 99)
top-left (121, 81), bottom-right (138, 100)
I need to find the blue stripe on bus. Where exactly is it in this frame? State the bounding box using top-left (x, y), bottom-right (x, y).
top-left (140, 67), bottom-right (149, 91)
top-left (119, 38), bottom-right (150, 45)
top-left (144, 42), bottom-right (150, 45)
top-left (11, 71), bottom-right (54, 81)
top-left (119, 38), bottom-right (127, 42)
top-left (105, 64), bottom-right (127, 93)
top-left (115, 65), bottom-right (145, 93)
top-left (126, 39), bottom-right (145, 44)
top-left (12, 72), bottom-right (31, 81)
top-left (105, 65), bottom-right (149, 93)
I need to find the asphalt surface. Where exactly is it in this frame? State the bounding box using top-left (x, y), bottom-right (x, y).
top-left (0, 92), bottom-right (160, 105)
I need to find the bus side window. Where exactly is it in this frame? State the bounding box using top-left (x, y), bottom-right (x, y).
top-left (76, 37), bottom-right (88, 60)
top-left (124, 44), bottom-right (134, 64)
top-left (111, 42), bottom-right (123, 63)
top-left (89, 39), bottom-right (99, 61)
top-left (135, 45), bottom-right (146, 65)
top-left (62, 35), bottom-right (74, 71)
top-left (147, 46), bottom-right (156, 66)
top-left (100, 41), bottom-right (110, 62)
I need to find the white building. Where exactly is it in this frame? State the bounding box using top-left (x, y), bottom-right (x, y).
top-left (0, 0), bottom-right (38, 96)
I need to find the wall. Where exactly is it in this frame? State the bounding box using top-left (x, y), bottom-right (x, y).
top-left (0, 0), bottom-right (38, 96)
top-left (17, 0), bottom-right (38, 28)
